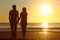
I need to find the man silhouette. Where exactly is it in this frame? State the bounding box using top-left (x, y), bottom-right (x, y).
top-left (9, 5), bottom-right (19, 40)
top-left (18, 7), bottom-right (28, 39)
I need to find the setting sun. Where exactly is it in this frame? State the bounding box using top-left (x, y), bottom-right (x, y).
top-left (40, 5), bottom-right (51, 16)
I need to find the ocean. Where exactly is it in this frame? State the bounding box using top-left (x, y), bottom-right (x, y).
top-left (0, 23), bottom-right (60, 32)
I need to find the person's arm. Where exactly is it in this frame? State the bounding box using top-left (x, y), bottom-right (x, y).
top-left (17, 11), bottom-right (19, 23)
top-left (18, 12), bottom-right (22, 21)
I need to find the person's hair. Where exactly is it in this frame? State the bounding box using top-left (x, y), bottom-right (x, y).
top-left (12, 5), bottom-right (16, 8)
top-left (22, 7), bottom-right (26, 10)
top-left (22, 7), bottom-right (26, 12)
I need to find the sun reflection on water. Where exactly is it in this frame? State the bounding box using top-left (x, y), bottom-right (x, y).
top-left (42, 22), bottom-right (48, 34)
top-left (42, 22), bottom-right (48, 28)
top-left (43, 29), bottom-right (48, 34)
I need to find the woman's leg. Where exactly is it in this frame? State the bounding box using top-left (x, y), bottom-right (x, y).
top-left (21, 25), bottom-right (26, 39)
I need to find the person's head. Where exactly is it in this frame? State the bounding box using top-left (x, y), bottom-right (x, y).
top-left (22, 7), bottom-right (26, 12)
top-left (12, 5), bottom-right (16, 10)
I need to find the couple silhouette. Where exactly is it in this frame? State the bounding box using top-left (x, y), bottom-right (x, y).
top-left (9, 5), bottom-right (27, 40)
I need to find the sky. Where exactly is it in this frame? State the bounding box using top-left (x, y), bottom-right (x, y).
top-left (0, 0), bottom-right (60, 23)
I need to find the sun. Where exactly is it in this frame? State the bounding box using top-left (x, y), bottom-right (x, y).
top-left (40, 5), bottom-right (51, 15)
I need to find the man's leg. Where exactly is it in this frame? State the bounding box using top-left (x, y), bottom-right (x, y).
top-left (10, 24), bottom-right (14, 40)
top-left (14, 24), bottom-right (17, 40)
top-left (22, 26), bottom-right (26, 39)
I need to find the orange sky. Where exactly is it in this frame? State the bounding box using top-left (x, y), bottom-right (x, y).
top-left (0, 0), bottom-right (60, 23)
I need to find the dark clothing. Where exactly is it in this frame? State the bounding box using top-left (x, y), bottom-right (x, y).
top-left (20, 12), bottom-right (27, 26)
top-left (9, 10), bottom-right (18, 24)
top-left (9, 10), bottom-right (19, 40)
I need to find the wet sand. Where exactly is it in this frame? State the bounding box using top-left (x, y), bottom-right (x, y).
top-left (0, 31), bottom-right (60, 40)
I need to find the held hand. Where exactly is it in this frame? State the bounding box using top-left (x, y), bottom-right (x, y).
top-left (17, 21), bottom-right (18, 23)
top-left (17, 19), bottom-right (19, 23)
top-left (18, 18), bottom-right (20, 21)
top-left (17, 18), bottom-right (20, 23)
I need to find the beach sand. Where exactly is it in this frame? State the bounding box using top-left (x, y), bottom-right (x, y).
top-left (0, 31), bottom-right (60, 40)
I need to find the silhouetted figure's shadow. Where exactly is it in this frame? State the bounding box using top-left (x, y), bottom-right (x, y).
top-left (18, 7), bottom-right (28, 40)
top-left (9, 5), bottom-right (19, 40)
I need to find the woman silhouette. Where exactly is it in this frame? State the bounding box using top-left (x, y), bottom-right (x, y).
top-left (18, 7), bottom-right (28, 39)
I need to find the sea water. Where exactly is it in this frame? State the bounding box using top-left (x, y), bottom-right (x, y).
top-left (0, 23), bottom-right (60, 32)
